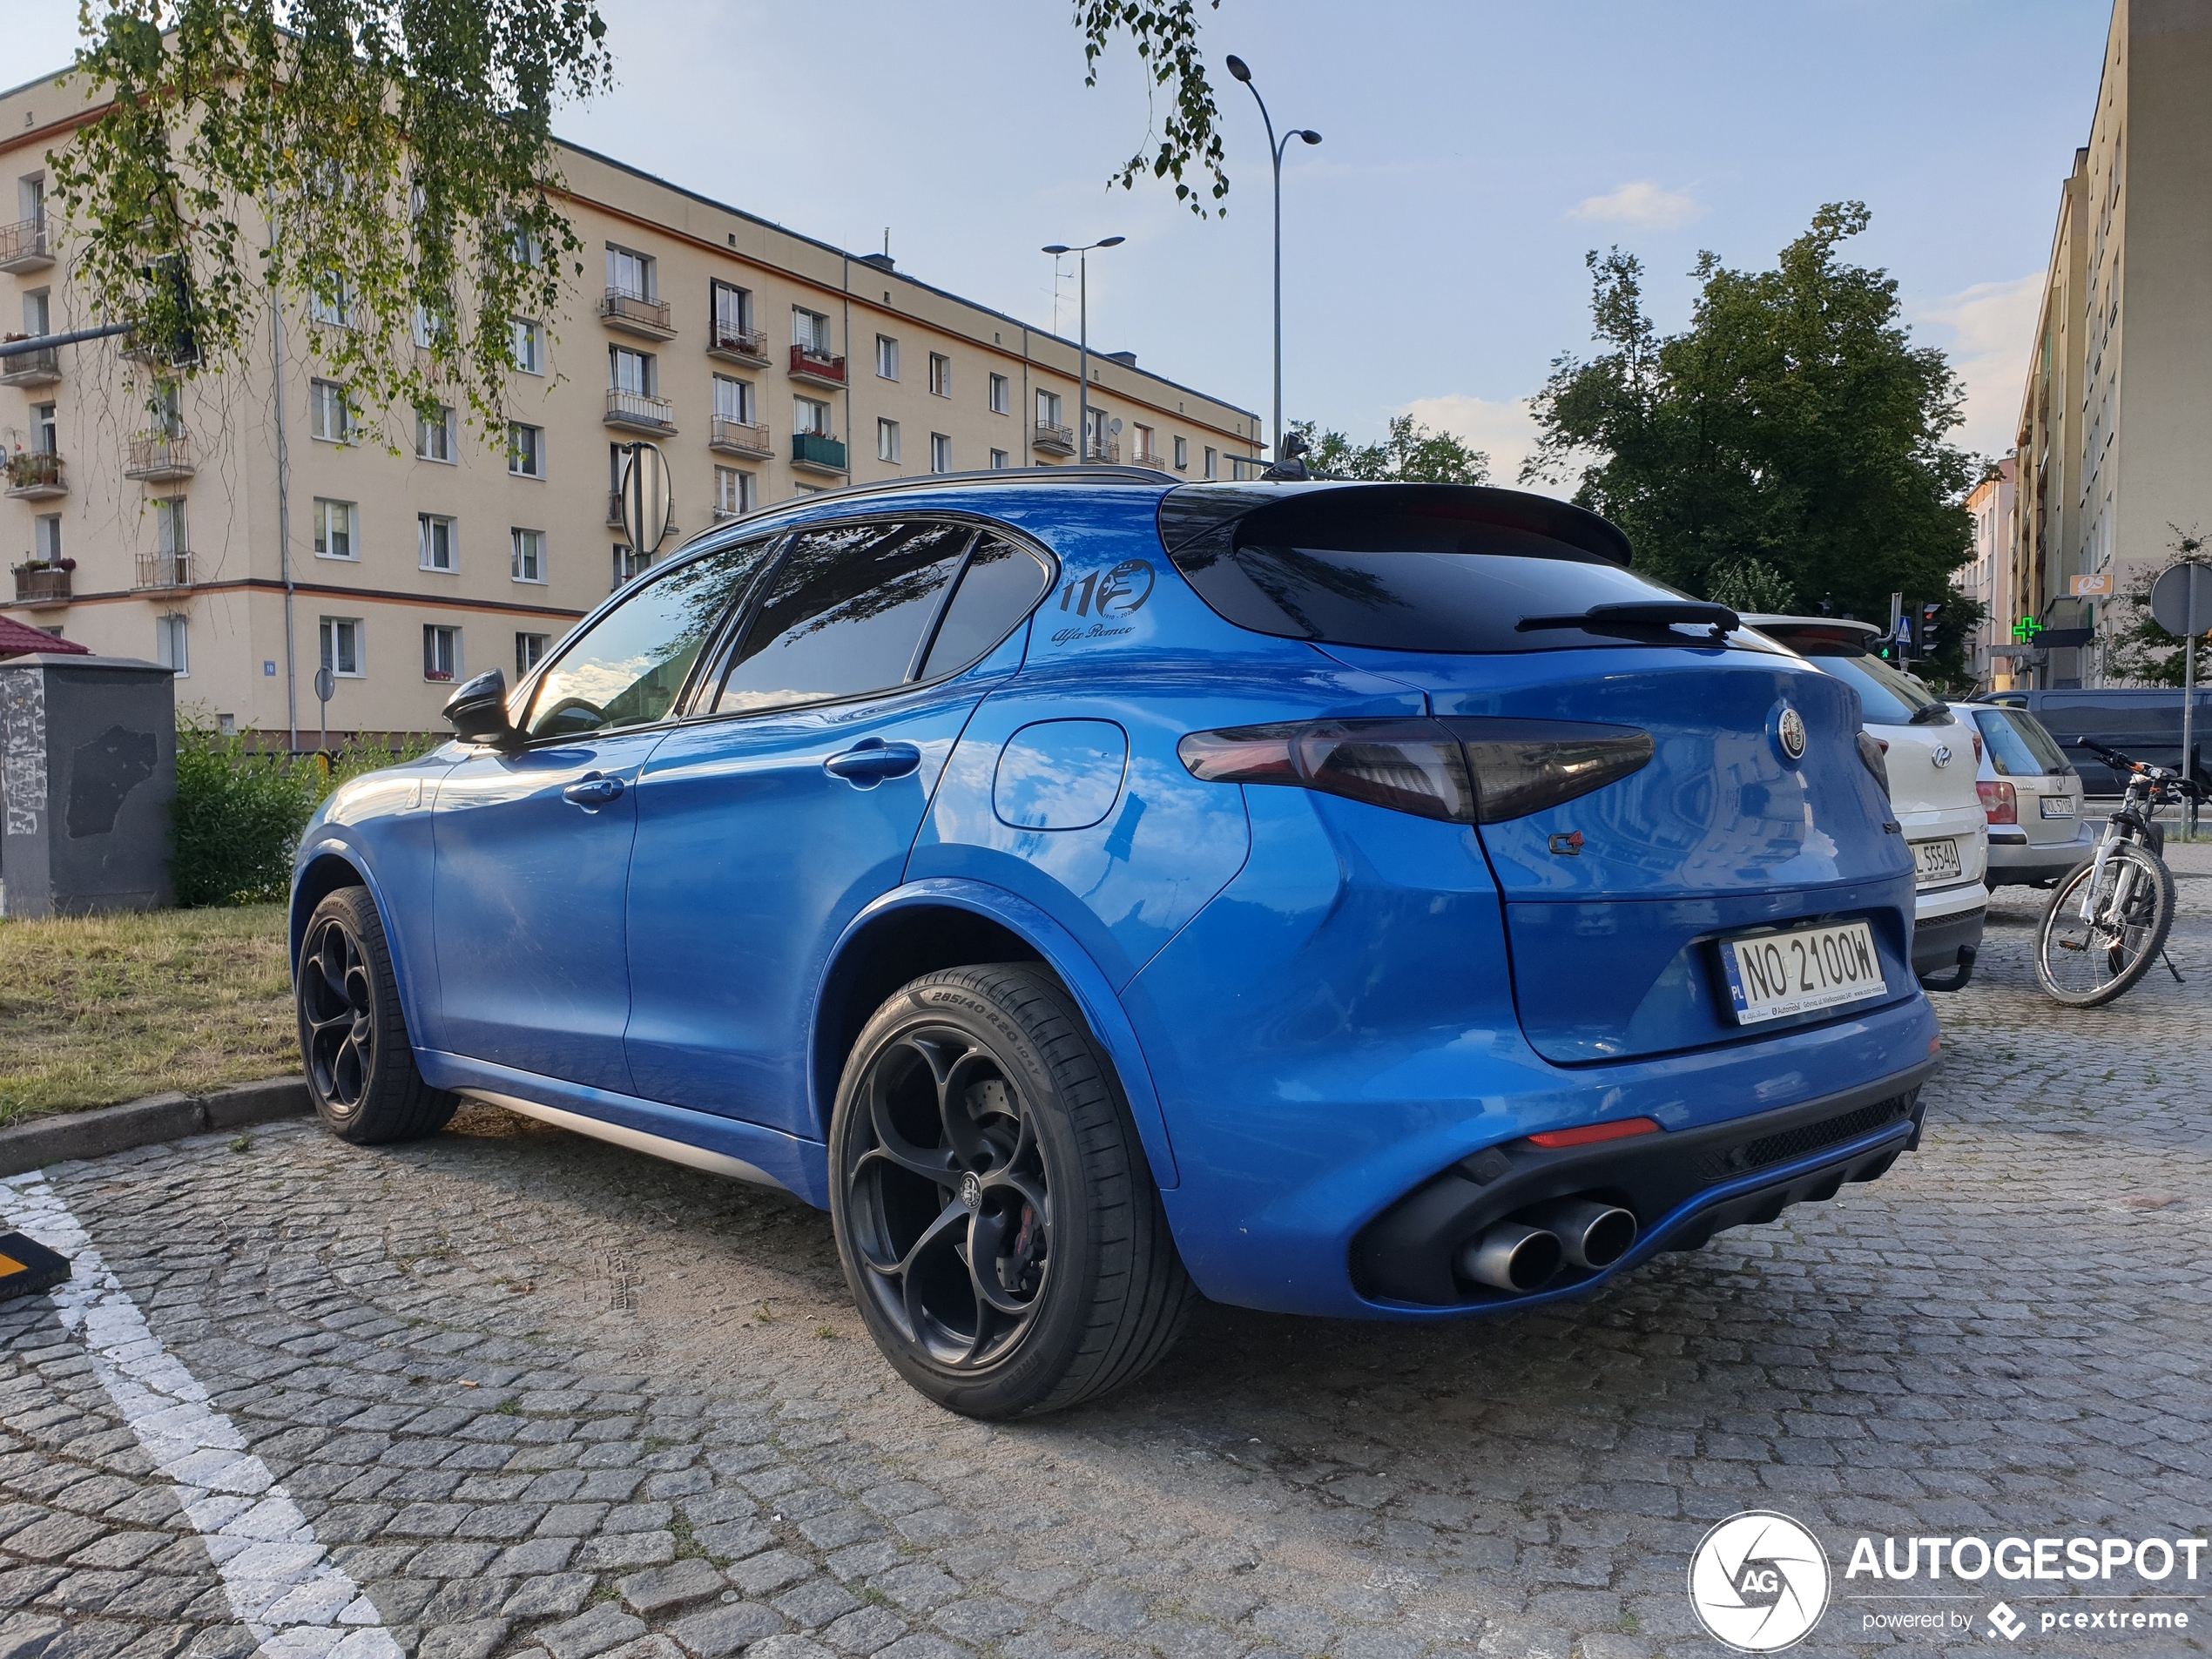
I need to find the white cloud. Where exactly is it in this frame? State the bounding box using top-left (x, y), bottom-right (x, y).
top-left (1396, 394), bottom-right (1580, 499)
top-left (1566, 181), bottom-right (1703, 231)
top-left (1913, 273), bottom-right (2044, 459)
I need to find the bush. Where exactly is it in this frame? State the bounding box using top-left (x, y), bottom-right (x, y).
top-left (171, 722), bottom-right (435, 907)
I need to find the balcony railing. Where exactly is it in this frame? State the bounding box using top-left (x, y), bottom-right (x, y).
top-left (598, 287), bottom-right (676, 339)
top-left (1032, 422), bottom-right (1075, 456)
top-left (3, 451), bottom-right (65, 499)
top-left (1130, 448), bottom-right (1169, 471)
top-left (11, 564), bottom-right (71, 607)
top-left (0, 346), bottom-right (60, 388)
top-left (710, 416), bottom-right (773, 458)
top-left (135, 550), bottom-right (195, 593)
top-left (604, 388), bottom-right (677, 432)
top-left (706, 324), bottom-right (769, 365)
top-left (790, 431), bottom-right (847, 474)
top-left (125, 431), bottom-right (195, 482)
top-left (789, 345), bottom-right (847, 387)
top-left (0, 218), bottom-right (52, 273)
top-left (1084, 439), bottom-right (1121, 465)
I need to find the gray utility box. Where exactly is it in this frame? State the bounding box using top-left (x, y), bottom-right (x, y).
top-left (0, 654), bottom-right (177, 919)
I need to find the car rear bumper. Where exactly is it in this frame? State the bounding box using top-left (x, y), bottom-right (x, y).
top-left (1911, 899), bottom-right (1986, 975)
top-left (1986, 822), bottom-right (2098, 885)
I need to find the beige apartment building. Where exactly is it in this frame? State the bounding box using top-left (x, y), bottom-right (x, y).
top-left (2005, 0), bottom-right (2212, 689)
top-left (0, 64), bottom-right (1263, 740)
top-left (1961, 458), bottom-right (2015, 689)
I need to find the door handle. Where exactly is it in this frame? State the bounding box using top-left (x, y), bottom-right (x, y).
top-left (563, 772), bottom-right (625, 807)
top-left (823, 738), bottom-right (923, 789)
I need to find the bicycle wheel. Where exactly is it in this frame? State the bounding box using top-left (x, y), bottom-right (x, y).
top-left (2034, 841), bottom-right (2175, 1007)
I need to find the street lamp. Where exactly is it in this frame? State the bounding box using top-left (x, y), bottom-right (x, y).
top-left (1224, 54), bottom-right (1320, 465)
top-left (1042, 236), bottom-right (1123, 464)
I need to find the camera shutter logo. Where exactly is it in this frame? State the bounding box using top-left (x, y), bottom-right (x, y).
top-left (1688, 1511), bottom-right (1831, 1652)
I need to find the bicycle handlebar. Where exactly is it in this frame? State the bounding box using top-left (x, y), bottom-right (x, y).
top-left (2073, 736), bottom-right (2206, 799)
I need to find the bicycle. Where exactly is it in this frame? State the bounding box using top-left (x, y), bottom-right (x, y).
top-left (2033, 738), bottom-right (2198, 1007)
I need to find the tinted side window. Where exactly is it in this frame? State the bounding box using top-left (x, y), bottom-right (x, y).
top-left (525, 539), bottom-right (772, 739)
top-left (715, 522), bottom-right (973, 713)
top-left (920, 536), bottom-right (1051, 678)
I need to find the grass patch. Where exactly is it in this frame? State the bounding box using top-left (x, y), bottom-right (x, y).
top-left (0, 905), bottom-right (293, 1123)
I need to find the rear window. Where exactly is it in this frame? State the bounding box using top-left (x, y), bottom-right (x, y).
top-left (2031, 695), bottom-right (2184, 742)
top-left (1160, 484), bottom-right (1780, 655)
top-left (1974, 708), bottom-right (2072, 777)
top-left (1786, 641), bottom-right (1947, 727)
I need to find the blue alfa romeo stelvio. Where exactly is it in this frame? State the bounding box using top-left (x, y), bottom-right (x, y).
top-left (292, 472), bottom-right (1939, 1417)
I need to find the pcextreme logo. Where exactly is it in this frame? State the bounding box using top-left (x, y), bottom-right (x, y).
top-left (1689, 1511), bottom-right (1831, 1652)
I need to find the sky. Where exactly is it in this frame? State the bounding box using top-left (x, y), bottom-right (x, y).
top-left (12, 1), bottom-right (2113, 487)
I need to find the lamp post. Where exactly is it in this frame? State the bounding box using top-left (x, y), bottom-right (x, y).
top-left (1224, 54), bottom-right (1320, 463)
top-left (1042, 237), bottom-right (1123, 464)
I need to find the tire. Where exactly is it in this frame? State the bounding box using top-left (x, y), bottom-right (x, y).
top-left (295, 887), bottom-right (458, 1143)
top-left (2034, 842), bottom-right (2175, 1008)
top-left (827, 963), bottom-right (1197, 1419)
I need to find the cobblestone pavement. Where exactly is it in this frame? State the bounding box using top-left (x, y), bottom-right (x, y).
top-left (3, 851), bottom-right (2211, 1659)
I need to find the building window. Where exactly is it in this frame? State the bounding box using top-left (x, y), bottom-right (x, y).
top-left (516, 631), bottom-right (550, 677)
top-left (1204, 445), bottom-right (1217, 480)
top-left (33, 516), bottom-right (61, 563)
top-left (510, 317), bottom-right (544, 374)
top-left (877, 418), bottom-right (900, 463)
top-left (793, 307), bottom-right (832, 355)
top-left (320, 617), bottom-right (364, 678)
top-left (714, 466), bottom-right (755, 518)
top-left (795, 395), bottom-right (833, 436)
top-left (153, 496), bottom-right (188, 556)
top-left (930, 433), bottom-right (952, 473)
top-left (1132, 423), bottom-right (1156, 463)
top-left (989, 448), bottom-right (1009, 470)
top-left (314, 498), bottom-right (356, 560)
top-left (1036, 388), bottom-right (1062, 427)
top-left (711, 280), bottom-right (752, 347)
top-left (417, 405), bottom-right (456, 462)
top-left (22, 288), bottom-right (50, 336)
top-left (309, 379), bottom-right (352, 442)
top-left (422, 624), bottom-right (462, 682)
top-left (509, 421), bottom-right (545, 478)
top-left (309, 273), bottom-right (352, 327)
top-left (875, 334), bottom-right (900, 381)
top-left (712, 374), bottom-right (753, 423)
top-left (30, 401), bottom-right (56, 455)
top-left (418, 514), bottom-right (455, 572)
top-left (989, 373), bottom-right (1009, 415)
top-left (1174, 435), bottom-right (1189, 471)
top-left (612, 543), bottom-right (650, 589)
top-left (606, 243), bottom-right (654, 300)
top-left (928, 354), bottom-right (951, 397)
top-left (511, 527), bottom-right (546, 583)
top-left (412, 301), bottom-right (452, 349)
top-left (610, 345), bottom-right (654, 396)
top-left (155, 613), bottom-right (189, 678)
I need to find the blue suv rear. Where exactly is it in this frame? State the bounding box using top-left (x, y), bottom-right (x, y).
top-left (291, 474), bottom-right (1938, 1416)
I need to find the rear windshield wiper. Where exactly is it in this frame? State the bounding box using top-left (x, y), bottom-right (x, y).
top-left (1516, 600), bottom-right (1740, 641)
top-left (1908, 702), bottom-right (1955, 725)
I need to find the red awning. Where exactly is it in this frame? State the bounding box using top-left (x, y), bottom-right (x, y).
top-left (0, 615), bottom-right (91, 658)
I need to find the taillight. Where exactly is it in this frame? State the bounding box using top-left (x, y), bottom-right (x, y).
top-left (1857, 731), bottom-right (1891, 799)
top-left (1978, 779), bottom-right (2017, 825)
top-left (1177, 717), bottom-right (1652, 824)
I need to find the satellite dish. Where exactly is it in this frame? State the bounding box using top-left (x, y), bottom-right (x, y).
top-left (621, 442), bottom-right (672, 558)
top-left (1109, 417), bottom-right (1123, 435)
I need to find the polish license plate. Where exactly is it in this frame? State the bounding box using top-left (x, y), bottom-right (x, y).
top-left (2040, 795), bottom-right (2076, 818)
top-left (1719, 921), bottom-right (1888, 1026)
top-left (1912, 837), bottom-right (1963, 885)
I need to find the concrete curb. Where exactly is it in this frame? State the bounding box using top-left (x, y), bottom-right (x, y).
top-left (0, 1077), bottom-right (310, 1177)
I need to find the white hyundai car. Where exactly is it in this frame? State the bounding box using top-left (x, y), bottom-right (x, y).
top-left (1747, 617), bottom-right (1989, 990)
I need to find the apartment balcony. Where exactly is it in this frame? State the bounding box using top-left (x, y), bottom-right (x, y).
top-left (135, 550), bottom-right (196, 595)
top-left (790, 431), bottom-right (847, 475)
top-left (1084, 439), bottom-right (1121, 466)
top-left (0, 346), bottom-right (60, 388)
top-left (1129, 449), bottom-right (1170, 473)
top-left (788, 345), bottom-right (846, 388)
top-left (705, 325), bottom-right (770, 367)
top-left (3, 452), bottom-right (65, 500)
top-left (125, 431), bottom-right (195, 482)
top-left (10, 564), bottom-right (70, 608)
top-left (598, 287), bottom-right (677, 341)
top-left (604, 388), bottom-right (678, 434)
top-left (710, 416), bottom-right (773, 459)
top-left (607, 492), bottom-right (678, 538)
top-left (1032, 421), bottom-right (1075, 457)
top-left (0, 219), bottom-right (53, 274)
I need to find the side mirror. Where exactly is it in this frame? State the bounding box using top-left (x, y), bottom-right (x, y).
top-left (443, 667), bottom-right (521, 747)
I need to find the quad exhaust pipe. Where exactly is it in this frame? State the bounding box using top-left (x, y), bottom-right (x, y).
top-left (1456, 1198), bottom-right (1639, 1293)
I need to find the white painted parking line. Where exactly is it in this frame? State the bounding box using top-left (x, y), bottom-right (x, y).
top-left (0, 1172), bottom-right (401, 1659)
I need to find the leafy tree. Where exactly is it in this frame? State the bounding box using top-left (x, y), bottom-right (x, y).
top-left (1704, 558), bottom-right (1797, 615)
top-left (1285, 415), bottom-right (1490, 485)
top-left (1077, 0), bottom-right (1231, 216)
top-left (2105, 527), bottom-right (2211, 688)
top-left (1525, 203), bottom-right (1976, 629)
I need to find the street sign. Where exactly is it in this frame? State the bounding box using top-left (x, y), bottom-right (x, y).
top-left (621, 442), bottom-right (671, 559)
top-left (2070, 572), bottom-right (2114, 597)
top-left (314, 665), bottom-right (336, 705)
top-left (2149, 562), bottom-right (2212, 636)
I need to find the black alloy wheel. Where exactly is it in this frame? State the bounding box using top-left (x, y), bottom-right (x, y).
top-left (300, 912), bottom-right (376, 1114)
top-left (295, 887), bottom-right (457, 1143)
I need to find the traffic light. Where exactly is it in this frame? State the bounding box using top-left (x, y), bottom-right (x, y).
top-left (1920, 602), bottom-right (1942, 629)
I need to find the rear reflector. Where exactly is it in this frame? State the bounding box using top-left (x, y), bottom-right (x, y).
top-left (1526, 1116), bottom-right (1662, 1149)
top-left (1178, 716), bottom-right (1652, 825)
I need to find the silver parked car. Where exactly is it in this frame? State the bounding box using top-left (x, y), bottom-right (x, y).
top-left (1960, 703), bottom-right (2097, 887)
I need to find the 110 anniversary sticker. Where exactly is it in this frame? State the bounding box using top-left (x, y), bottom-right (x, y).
top-left (1689, 1512), bottom-right (2205, 1650)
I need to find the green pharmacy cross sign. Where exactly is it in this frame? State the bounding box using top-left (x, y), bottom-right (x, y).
top-left (2012, 617), bottom-right (2044, 644)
